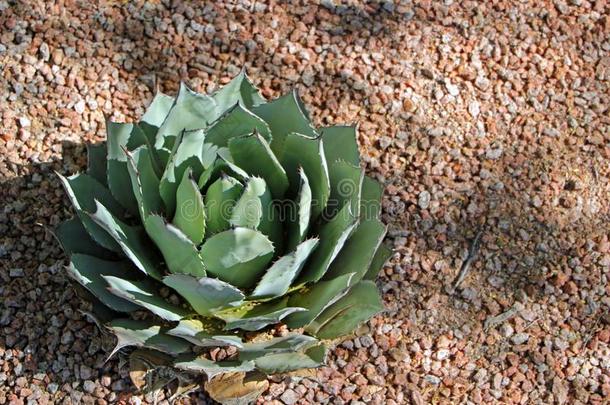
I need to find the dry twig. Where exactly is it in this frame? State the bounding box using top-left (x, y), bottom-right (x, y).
top-left (449, 228), bottom-right (484, 293)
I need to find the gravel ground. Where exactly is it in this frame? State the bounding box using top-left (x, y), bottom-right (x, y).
top-left (1, 1), bottom-right (609, 404)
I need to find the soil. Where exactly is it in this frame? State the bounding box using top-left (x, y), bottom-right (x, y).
top-left (1, 1), bottom-right (609, 404)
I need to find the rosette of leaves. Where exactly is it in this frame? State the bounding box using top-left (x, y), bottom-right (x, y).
top-left (55, 71), bottom-right (391, 402)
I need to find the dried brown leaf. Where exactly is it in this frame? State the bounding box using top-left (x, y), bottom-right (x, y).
top-left (204, 371), bottom-right (269, 405)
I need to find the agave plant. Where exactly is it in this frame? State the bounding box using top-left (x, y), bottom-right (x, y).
top-left (55, 71), bottom-right (391, 399)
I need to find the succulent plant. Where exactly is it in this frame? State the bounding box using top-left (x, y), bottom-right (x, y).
top-left (55, 71), bottom-right (391, 401)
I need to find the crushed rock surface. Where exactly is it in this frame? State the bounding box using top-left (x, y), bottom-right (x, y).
top-left (1, 1), bottom-right (609, 404)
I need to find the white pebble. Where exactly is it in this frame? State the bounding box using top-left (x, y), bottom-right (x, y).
top-left (445, 81), bottom-right (460, 96)
top-left (511, 333), bottom-right (529, 345)
top-left (436, 349), bottom-right (450, 360)
top-left (468, 101), bottom-right (480, 118)
top-left (74, 100), bottom-right (86, 114)
top-left (19, 116), bottom-right (31, 127)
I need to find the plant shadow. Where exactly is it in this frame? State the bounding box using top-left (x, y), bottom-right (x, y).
top-left (0, 141), bottom-right (218, 403)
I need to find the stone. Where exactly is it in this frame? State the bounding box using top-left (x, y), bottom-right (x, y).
top-left (418, 190), bottom-right (431, 210)
top-left (424, 375), bottom-right (441, 385)
top-left (468, 101), bottom-right (480, 118)
top-left (39, 42), bottom-right (50, 61)
top-left (511, 333), bottom-right (530, 345)
top-left (280, 389), bottom-right (299, 405)
top-left (445, 81), bottom-right (460, 96)
top-left (500, 324), bottom-right (514, 338)
top-left (475, 76), bottom-right (490, 90)
top-left (485, 147), bottom-right (503, 160)
top-left (10, 268), bottom-right (24, 277)
top-left (436, 349), bottom-right (450, 360)
top-left (51, 48), bottom-right (64, 65)
top-left (80, 365), bottom-right (93, 380)
top-left (111, 380), bottom-right (127, 391)
top-left (359, 335), bottom-right (375, 348)
top-left (18, 116), bottom-right (31, 128)
top-left (74, 100), bottom-right (86, 114)
top-left (379, 136), bottom-right (392, 149)
top-left (82, 380), bottom-right (96, 394)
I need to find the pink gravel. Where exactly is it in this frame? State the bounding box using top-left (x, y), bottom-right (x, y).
top-left (1, 1), bottom-right (609, 404)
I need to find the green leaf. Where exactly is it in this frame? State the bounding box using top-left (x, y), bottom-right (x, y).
top-left (239, 334), bottom-right (318, 361)
top-left (197, 161), bottom-right (219, 190)
top-left (106, 121), bottom-right (152, 216)
top-left (360, 176), bottom-right (383, 220)
top-left (167, 319), bottom-right (243, 348)
top-left (197, 152), bottom-right (248, 192)
top-left (229, 177), bottom-right (266, 230)
top-left (106, 121), bottom-right (151, 161)
top-left (67, 254), bottom-right (140, 312)
top-left (68, 211), bottom-right (120, 254)
top-left (163, 275), bottom-right (244, 316)
top-left (142, 92), bottom-right (175, 127)
top-left (322, 218), bottom-right (386, 284)
top-left (108, 161), bottom-right (139, 216)
top-left (173, 169), bottom-right (206, 244)
top-left (174, 356), bottom-right (255, 380)
top-left (155, 146), bottom-right (172, 169)
top-left (200, 227), bottom-right (274, 289)
top-left (137, 122), bottom-right (165, 175)
top-left (280, 133), bottom-right (330, 221)
top-left (286, 168), bottom-right (312, 251)
top-left (251, 238), bottom-right (319, 299)
top-left (252, 90), bottom-right (317, 156)
top-left (154, 82), bottom-right (218, 149)
top-left (215, 148), bottom-right (251, 181)
top-left (103, 276), bottom-right (189, 321)
top-left (204, 175), bottom-right (244, 236)
top-left (252, 344), bottom-right (327, 374)
top-left (157, 134), bottom-right (176, 152)
top-left (285, 273), bottom-right (355, 329)
top-left (86, 143), bottom-right (108, 186)
top-left (228, 133), bottom-right (289, 199)
top-left (57, 172), bottom-right (124, 252)
top-left (326, 160), bottom-right (363, 219)
top-left (297, 203), bottom-right (358, 284)
top-left (143, 214), bottom-right (206, 278)
top-left (106, 319), bottom-right (191, 359)
top-left (75, 285), bottom-right (119, 326)
top-left (205, 103), bottom-right (272, 147)
top-left (363, 243), bottom-right (392, 280)
top-left (305, 281), bottom-right (383, 339)
top-left (230, 177), bottom-right (281, 249)
top-left (54, 218), bottom-right (114, 259)
top-left (87, 201), bottom-right (163, 280)
top-left (57, 172), bottom-right (125, 216)
top-left (212, 70), bottom-right (266, 110)
top-left (321, 125), bottom-right (360, 167)
top-left (126, 146), bottom-right (164, 220)
top-left (160, 130), bottom-right (218, 215)
top-left (218, 297), bottom-right (306, 331)
top-left (135, 120), bottom-right (160, 150)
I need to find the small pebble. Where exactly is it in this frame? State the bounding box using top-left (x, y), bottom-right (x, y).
top-left (511, 333), bottom-right (530, 345)
top-left (280, 389), bottom-right (299, 405)
top-left (9, 268), bottom-right (24, 277)
top-left (1, 3), bottom-right (607, 404)
top-left (418, 190), bottom-right (431, 210)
